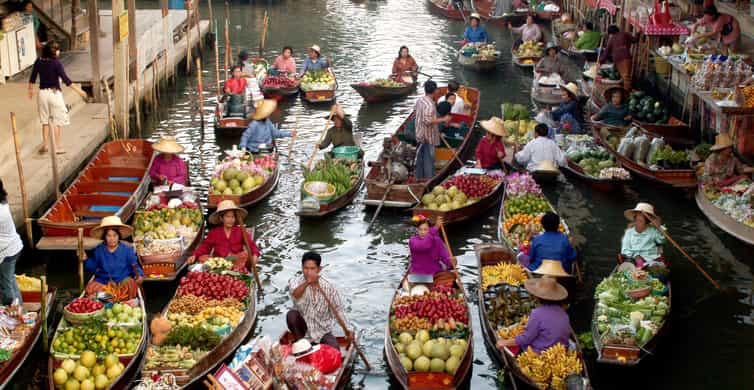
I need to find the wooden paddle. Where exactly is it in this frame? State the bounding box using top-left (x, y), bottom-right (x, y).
top-left (77, 228), bottom-right (85, 293)
top-left (241, 226), bottom-right (263, 292)
top-left (313, 284), bottom-right (372, 371)
top-left (306, 106), bottom-right (337, 171)
top-left (366, 178), bottom-right (394, 234)
top-left (288, 116), bottom-right (298, 160)
top-left (642, 212), bottom-right (721, 290)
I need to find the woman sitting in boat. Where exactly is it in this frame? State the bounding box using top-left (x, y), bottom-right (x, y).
top-left (271, 46), bottom-right (297, 75)
top-left (83, 216), bottom-right (143, 300)
top-left (620, 203), bottom-right (666, 269)
top-left (703, 133), bottom-right (754, 188)
top-left (240, 99), bottom-right (295, 153)
top-left (391, 46), bottom-right (418, 83)
top-left (187, 200), bottom-right (260, 270)
top-left (535, 44), bottom-right (565, 76)
top-left (573, 22), bottom-right (602, 51)
top-left (546, 82), bottom-right (582, 134)
top-left (590, 87), bottom-right (631, 127)
top-left (149, 136), bottom-right (187, 186)
top-left (224, 65), bottom-right (247, 96)
top-left (409, 215), bottom-right (455, 275)
top-left (526, 212), bottom-right (577, 273)
top-left (509, 15), bottom-right (542, 48)
top-left (496, 277), bottom-right (571, 353)
top-left (463, 13), bottom-right (488, 44)
top-left (475, 117), bottom-right (507, 171)
top-left (299, 44), bottom-right (330, 76)
top-left (436, 100), bottom-right (469, 140)
top-left (317, 104), bottom-right (357, 152)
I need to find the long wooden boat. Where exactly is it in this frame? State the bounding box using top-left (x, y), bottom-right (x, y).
top-left (48, 286), bottom-right (148, 390)
top-left (588, 98), bottom-right (697, 146)
top-left (364, 86), bottom-right (480, 208)
top-left (426, 0), bottom-right (471, 20)
top-left (0, 287), bottom-right (56, 387)
top-left (592, 125), bottom-right (697, 188)
top-left (37, 140), bottom-right (155, 251)
top-left (139, 230), bottom-right (258, 388)
top-left (279, 331), bottom-right (356, 389)
top-left (215, 58), bottom-right (269, 131)
top-left (300, 69), bottom-right (338, 104)
top-left (207, 151), bottom-right (280, 210)
top-left (531, 82), bottom-right (567, 107)
top-left (384, 270), bottom-right (473, 389)
top-left (351, 81), bottom-right (417, 103)
top-left (262, 78), bottom-right (301, 100)
top-left (696, 185), bottom-right (754, 245)
top-left (472, 0), bottom-right (529, 26)
top-left (512, 46), bottom-right (541, 69)
top-left (411, 172), bottom-right (505, 225)
top-left (561, 157), bottom-right (630, 191)
top-left (474, 243), bottom-right (591, 388)
top-left (457, 52), bottom-right (499, 72)
top-left (591, 263), bottom-right (672, 365)
top-left (297, 160), bottom-right (365, 218)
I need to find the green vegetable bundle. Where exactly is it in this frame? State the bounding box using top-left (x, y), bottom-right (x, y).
top-left (162, 325), bottom-right (221, 351)
top-left (503, 103), bottom-right (531, 121)
top-left (304, 157), bottom-right (361, 197)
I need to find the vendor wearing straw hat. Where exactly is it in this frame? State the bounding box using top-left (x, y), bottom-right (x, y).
top-left (239, 99), bottom-right (296, 153)
top-left (547, 82), bottom-right (582, 133)
top-left (620, 202), bottom-right (666, 269)
top-left (475, 117), bottom-right (508, 170)
top-left (526, 212), bottom-right (577, 273)
top-left (514, 123), bottom-right (566, 172)
top-left (463, 13), bottom-right (488, 44)
top-left (535, 43), bottom-right (565, 76)
top-left (590, 87), bottom-right (631, 127)
top-left (703, 133), bottom-right (754, 188)
top-left (496, 277), bottom-right (571, 353)
top-left (83, 216), bottom-right (143, 299)
top-left (188, 200), bottom-right (260, 270)
top-left (317, 104), bottom-right (356, 152)
top-left (149, 136), bottom-right (188, 186)
top-left (299, 44), bottom-right (330, 76)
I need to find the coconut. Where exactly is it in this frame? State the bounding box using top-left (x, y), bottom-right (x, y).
top-left (445, 356), bottom-right (461, 375)
top-left (222, 168), bottom-right (237, 181)
top-left (422, 340), bottom-right (434, 358)
top-left (451, 200), bottom-right (463, 209)
top-left (439, 204), bottom-right (452, 212)
top-left (229, 179), bottom-right (241, 189)
top-left (449, 344), bottom-right (465, 358)
top-left (53, 368), bottom-right (68, 386)
top-left (400, 356), bottom-right (413, 371)
top-left (94, 375), bottom-right (109, 390)
top-left (406, 343), bottom-right (422, 360)
top-left (222, 187), bottom-right (233, 195)
top-left (236, 171), bottom-right (249, 182)
top-left (214, 180), bottom-right (228, 192)
top-left (399, 332), bottom-right (413, 346)
top-left (429, 358), bottom-right (446, 372)
top-left (454, 192), bottom-right (468, 203)
top-left (414, 356), bottom-right (431, 372)
top-left (395, 343), bottom-right (405, 354)
top-left (416, 330), bottom-right (430, 343)
top-left (430, 342), bottom-right (450, 360)
top-left (232, 187), bottom-right (243, 195)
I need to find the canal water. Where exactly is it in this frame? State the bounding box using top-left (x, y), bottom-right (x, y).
top-left (15, 0), bottom-right (753, 389)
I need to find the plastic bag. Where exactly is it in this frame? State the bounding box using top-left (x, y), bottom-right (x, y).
top-left (624, 126), bottom-right (639, 139)
top-left (646, 137), bottom-right (665, 165)
top-left (632, 135), bottom-right (650, 163)
top-left (617, 136), bottom-right (635, 157)
top-left (302, 344), bottom-right (342, 375)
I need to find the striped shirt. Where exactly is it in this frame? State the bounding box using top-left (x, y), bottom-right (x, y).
top-left (414, 95), bottom-right (440, 146)
top-left (288, 275), bottom-right (345, 343)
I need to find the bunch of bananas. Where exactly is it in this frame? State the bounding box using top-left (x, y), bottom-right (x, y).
top-left (497, 315), bottom-right (528, 339)
top-left (15, 274), bottom-right (42, 292)
top-left (517, 347), bottom-right (551, 389)
top-left (482, 263), bottom-right (529, 289)
top-left (517, 344), bottom-right (582, 390)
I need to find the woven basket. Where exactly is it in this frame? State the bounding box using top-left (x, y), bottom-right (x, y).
top-left (303, 181), bottom-right (336, 201)
top-left (625, 286), bottom-right (651, 299)
top-left (63, 306), bottom-right (104, 325)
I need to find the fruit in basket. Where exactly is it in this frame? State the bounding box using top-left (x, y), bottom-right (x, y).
top-left (54, 352), bottom-right (120, 390)
top-left (67, 298), bottom-right (104, 314)
top-left (177, 271), bottom-right (250, 301)
top-left (505, 193), bottom-right (550, 216)
top-left (211, 155), bottom-right (272, 196)
top-left (481, 263), bottom-right (529, 289)
top-left (517, 344), bottom-right (582, 390)
top-left (54, 368), bottom-right (69, 386)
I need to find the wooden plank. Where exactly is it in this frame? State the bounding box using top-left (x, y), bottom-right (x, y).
top-left (36, 236), bottom-right (101, 251)
top-left (87, 0), bottom-right (101, 101)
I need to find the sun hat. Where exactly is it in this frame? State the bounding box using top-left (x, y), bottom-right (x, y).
top-left (208, 200), bottom-right (248, 225)
top-left (291, 339), bottom-right (321, 358)
top-left (309, 44), bottom-right (321, 54)
top-left (535, 160), bottom-right (559, 173)
top-left (249, 99), bottom-right (278, 121)
top-left (91, 216), bottom-right (133, 239)
top-left (603, 86), bottom-right (628, 104)
top-left (524, 276), bottom-right (568, 301)
top-left (710, 132), bottom-right (734, 152)
top-left (545, 42), bottom-right (560, 54)
top-left (152, 136), bottom-right (185, 154)
top-left (480, 116), bottom-right (509, 137)
top-left (623, 202), bottom-right (661, 224)
top-left (532, 260), bottom-right (572, 277)
top-left (560, 82), bottom-right (579, 98)
top-left (470, 13), bottom-right (481, 21)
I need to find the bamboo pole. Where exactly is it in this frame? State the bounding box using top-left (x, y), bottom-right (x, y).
top-left (186, 4), bottom-right (192, 74)
top-left (214, 23), bottom-right (221, 99)
top-left (314, 284), bottom-right (372, 370)
top-left (41, 275), bottom-right (48, 351)
top-left (134, 82), bottom-right (142, 137)
top-left (207, 0), bottom-right (214, 35)
top-left (307, 107), bottom-right (337, 171)
top-left (77, 228), bottom-right (85, 293)
top-left (196, 57), bottom-right (205, 128)
top-left (288, 116), bottom-right (298, 159)
top-left (195, 0), bottom-right (203, 54)
top-left (10, 113), bottom-right (34, 249)
top-left (224, 1), bottom-right (230, 81)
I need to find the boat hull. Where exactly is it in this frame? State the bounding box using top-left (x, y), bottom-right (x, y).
top-left (411, 177), bottom-right (505, 225)
top-left (696, 186), bottom-right (754, 245)
top-left (351, 83), bottom-right (416, 103)
top-left (207, 154), bottom-right (281, 209)
top-left (297, 165), bottom-right (364, 218)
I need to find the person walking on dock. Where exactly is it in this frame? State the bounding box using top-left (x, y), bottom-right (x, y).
top-left (0, 180), bottom-right (23, 305)
top-left (414, 80), bottom-right (451, 180)
top-left (28, 41), bottom-right (87, 154)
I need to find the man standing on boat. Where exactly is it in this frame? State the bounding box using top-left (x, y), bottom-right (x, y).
top-left (287, 251), bottom-right (349, 350)
top-left (414, 81), bottom-right (451, 180)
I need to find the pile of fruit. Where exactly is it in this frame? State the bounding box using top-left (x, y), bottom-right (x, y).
top-left (741, 85), bottom-right (754, 108)
top-left (167, 306), bottom-right (244, 329)
top-left (52, 320), bottom-right (142, 356)
top-left (392, 294), bottom-right (469, 326)
top-left (505, 172), bottom-right (542, 197)
top-left (103, 302), bottom-right (143, 324)
top-left (502, 173), bottom-right (566, 253)
top-left (628, 91), bottom-right (670, 124)
top-left (204, 257), bottom-right (233, 272)
top-left (304, 158), bottom-right (362, 198)
top-left (391, 331), bottom-right (469, 375)
top-left (502, 213), bottom-right (565, 252)
top-left (505, 193), bottom-right (550, 216)
top-left (597, 67), bottom-right (621, 81)
top-left (144, 345), bottom-right (202, 370)
top-left (133, 201), bottom-right (202, 257)
top-left (420, 174), bottom-right (503, 211)
top-left (65, 298), bottom-right (103, 314)
top-left (461, 43), bottom-right (499, 60)
top-left (262, 75), bottom-right (299, 89)
top-left (52, 352), bottom-right (124, 390)
top-left (210, 154), bottom-right (274, 196)
top-left (15, 274), bottom-right (43, 292)
top-left (705, 182), bottom-right (754, 228)
top-left (363, 78), bottom-right (407, 88)
top-left (485, 285), bottom-right (536, 329)
top-left (562, 135), bottom-right (629, 179)
top-left (503, 118), bottom-right (537, 145)
top-left (497, 315), bottom-right (528, 339)
top-left (300, 70), bottom-right (335, 91)
top-left (481, 262), bottom-right (528, 290)
top-left (177, 271), bottom-right (250, 301)
top-left (517, 344), bottom-right (583, 390)
top-left (516, 40), bottom-right (544, 58)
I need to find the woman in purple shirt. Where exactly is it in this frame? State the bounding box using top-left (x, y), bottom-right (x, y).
top-left (28, 41), bottom-right (87, 154)
top-left (496, 277), bottom-right (571, 353)
top-left (408, 215), bottom-right (455, 275)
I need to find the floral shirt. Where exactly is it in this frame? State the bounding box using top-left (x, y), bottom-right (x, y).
top-left (704, 153), bottom-right (746, 185)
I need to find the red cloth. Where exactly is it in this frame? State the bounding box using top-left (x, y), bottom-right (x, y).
top-left (475, 136), bottom-right (506, 169)
top-left (300, 344), bottom-right (342, 375)
top-left (224, 77), bottom-right (247, 95)
top-left (193, 226), bottom-right (259, 259)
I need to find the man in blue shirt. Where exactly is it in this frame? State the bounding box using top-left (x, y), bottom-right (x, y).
top-left (299, 44), bottom-right (330, 76)
top-left (527, 212), bottom-right (577, 273)
top-left (463, 13), bottom-right (488, 44)
top-left (240, 99), bottom-right (296, 152)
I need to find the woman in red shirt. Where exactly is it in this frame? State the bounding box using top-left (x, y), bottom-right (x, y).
top-left (475, 117), bottom-right (508, 170)
top-left (224, 65), bottom-right (247, 96)
top-left (187, 200), bottom-right (259, 270)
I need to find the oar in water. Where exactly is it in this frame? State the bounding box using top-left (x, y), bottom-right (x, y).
top-left (366, 178), bottom-right (395, 234)
top-left (77, 228), bottom-right (85, 293)
top-left (314, 284), bottom-right (372, 370)
top-left (416, 70), bottom-right (435, 80)
top-left (288, 117), bottom-right (299, 160)
top-left (241, 226), bottom-right (263, 292)
top-left (306, 107), bottom-right (337, 171)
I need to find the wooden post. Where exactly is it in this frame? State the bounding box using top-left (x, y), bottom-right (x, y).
top-left (40, 275), bottom-right (48, 351)
top-left (77, 228), bottom-right (85, 293)
top-left (87, 0), bottom-right (102, 102)
top-left (207, 0), bottom-right (214, 37)
top-left (113, 0), bottom-right (129, 137)
top-left (196, 57), bottom-right (204, 128)
top-left (71, 0), bottom-right (78, 48)
top-left (161, 0), bottom-right (172, 85)
top-left (47, 127), bottom-right (61, 200)
top-left (194, 0), bottom-right (203, 54)
top-left (224, 2), bottom-right (230, 81)
top-left (127, 0), bottom-right (141, 136)
top-left (10, 113), bottom-right (34, 249)
top-left (186, 2), bottom-right (192, 74)
top-left (214, 23), bottom-right (221, 99)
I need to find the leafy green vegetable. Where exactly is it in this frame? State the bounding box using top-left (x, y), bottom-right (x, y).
top-left (163, 325), bottom-right (221, 351)
top-left (577, 332), bottom-right (595, 350)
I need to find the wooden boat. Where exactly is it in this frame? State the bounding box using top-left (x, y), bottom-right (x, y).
top-left (363, 86), bottom-right (480, 208)
top-left (591, 263), bottom-right (672, 365)
top-left (262, 78), bottom-right (301, 100)
top-left (48, 286), bottom-right (148, 390)
top-left (384, 270), bottom-right (473, 389)
top-left (351, 81), bottom-right (417, 103)
top-left (562, 157), bottom-right (630, 191)
top-left (457, 50), bottom-right (499, 72)
top-left (297, 159), bottom-right (365, 218)
top-left (207, 151), bottom-right (280, 209)
top-left (696, 185), bottom-right (754, 245)
top-left (37, 140), bottom-right (155, 251)
top-left (472, 0), bottom-right (529, 26)
top-left (512, 46), bottom-right (541, 69)
top-left (0, 287), bottom-right (56, 387)
top-left (411, 172), bottom-right (505, 225)
top-left (279, 331), bottom-right (356, 389)
top-left (474, 243), bottom-right (591, 387)
top-left (300, 69), bottom-right (338, 104)
top-left (426, 0), bottom-right (471, 20)
top-left (139, 230), bottom-right (258, 388)
top-left (592, 125), bottom-right (697, 188)
top-left (588, 98), bottom-right (697, 146)
top-left (531, 82), bottom-right (568, 107)
top-left (534, 8), bottom-right (560, 21)
top-left (215, 59), bottom-right (268, 132)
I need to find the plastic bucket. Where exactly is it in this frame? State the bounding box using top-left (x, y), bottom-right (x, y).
top-left (332, 146), bottom-right (360, 160)
top-left (654, 56), bottom-right (670, 76)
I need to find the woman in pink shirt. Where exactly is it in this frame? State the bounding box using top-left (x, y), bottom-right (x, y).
top-left (149, 136), bottom-right (188, 186)
top-left (272, 46), bottom-right (297, 75)
top-left (409, 215), bottom-right (455, 275)
top-left (691, 5), bottom-right (740, 54)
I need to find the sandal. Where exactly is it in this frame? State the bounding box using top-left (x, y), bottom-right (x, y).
top-left (38, 145), bottom-right (48, 154)
top-left (55, 148), bottom-right (66, 154)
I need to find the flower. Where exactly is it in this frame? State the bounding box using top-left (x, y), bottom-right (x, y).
top-left (412, 214), bottom-right (428, 223)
